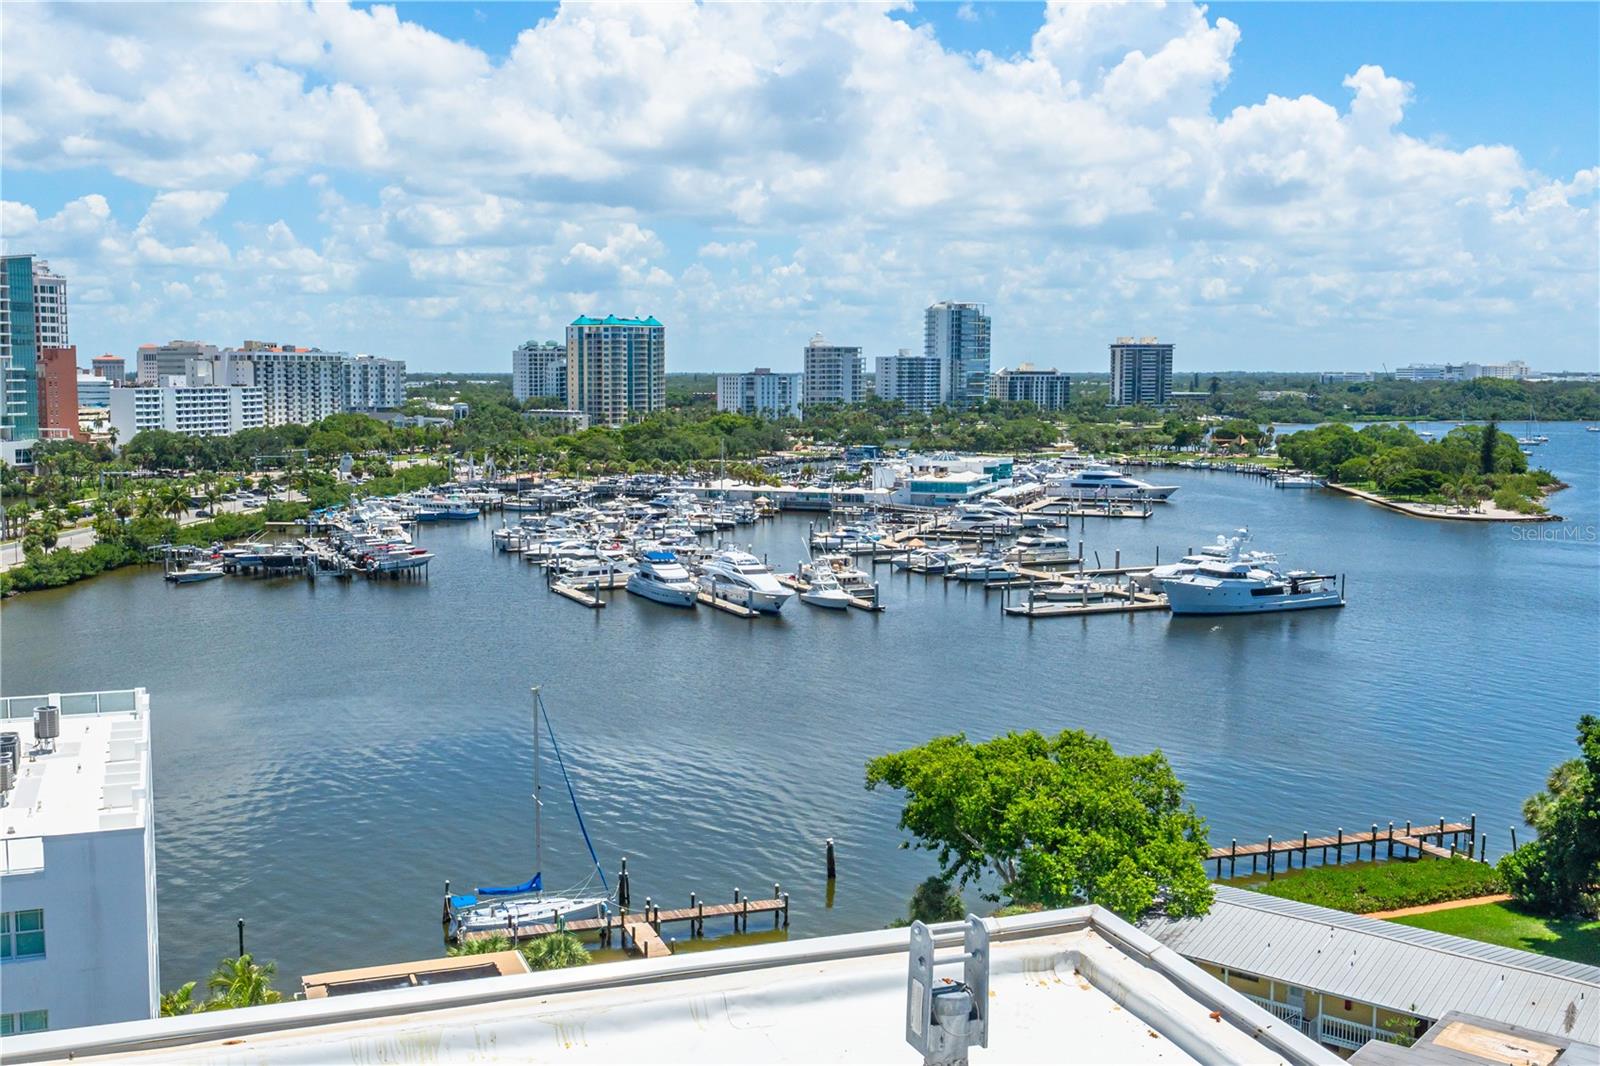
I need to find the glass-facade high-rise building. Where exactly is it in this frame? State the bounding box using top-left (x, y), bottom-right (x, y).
top-left (1, 254), bottom-right (67, 442)
top-left (924, 300), bottom-right (990, 408)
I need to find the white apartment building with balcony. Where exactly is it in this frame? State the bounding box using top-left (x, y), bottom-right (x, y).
top-left (344, 354), bottom-right (406, 410)
top-left (0, 688), bottom-right (159, 1035)
top-left (512, 341), bottom-right (567, 403)
top-left (716, 368), bottom-right (803, 419)
top-left (801, 333), bottom-right (864, 408)
top-left (107, 381), bottom-right (266, 440)
top-left (989, 364), bottom-right (1072, 409)
top-left (874, 350), bottom-right (943, 413)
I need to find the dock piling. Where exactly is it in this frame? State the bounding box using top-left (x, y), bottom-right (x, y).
top-left (618, 857), bottom-right (631, 908)
top-left (1336, 828), bottom-right (1343, 864)
top-left (773, 883), bottom-right (782, 928)
top-left (1266, 835), bottom-right (1274, 880)
top-left (826, 837), bottom-right (836, 880)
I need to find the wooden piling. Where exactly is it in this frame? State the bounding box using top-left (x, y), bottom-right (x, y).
top-left (826, 838), bottom-right (836, 880)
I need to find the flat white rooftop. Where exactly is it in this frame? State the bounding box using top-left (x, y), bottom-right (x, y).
top-left (0, 689), bottom-right (151, 848)
top-left (4, 907), bottom-right (1337, 1065)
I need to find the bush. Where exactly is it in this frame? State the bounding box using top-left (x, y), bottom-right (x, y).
top-left (522, 932), bottom-right (589, 970)
top-left (1252, 859), bottom-right (1502, 914)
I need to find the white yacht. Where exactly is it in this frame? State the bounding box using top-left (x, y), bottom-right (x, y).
top-left (800, 553), bottom-right (873, 593)
top-left (626, 551), bottom-right (699, 607)
top-left (799, 568), bottom-right (852, 609)
top-left (1164, 560), bottom-right (1343, 615)
top-left (697, 547), bottom-right (793, 614)
top-left (1051, 466), bottom-right (1178, 501)
top-left (947, 554), bottom-right (1017, 582)
top-left (1137, 533), bottom-right (1249, 592)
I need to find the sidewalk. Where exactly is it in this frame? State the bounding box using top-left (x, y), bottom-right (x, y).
top-left (1366, 893), bottom-right (1512, 919)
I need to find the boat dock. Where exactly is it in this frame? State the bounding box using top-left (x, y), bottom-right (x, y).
top-left (696, 590), bottom-right (759, 617)
top-left (551, 582), bottom-right (607, 608)
top-left (459, 891), bottom-right (790, 957)
top-left (1002, 585), bottom-right (1169, 617)
top-left (1021, 496), bottom-right (1155, 519)
top-left (1210, 816), bottom-right (1484, 879)
top-left (777, 574), bottom-right (886, 612)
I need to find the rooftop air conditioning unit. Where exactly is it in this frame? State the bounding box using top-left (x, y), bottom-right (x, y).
top-left (33, 704), bottom-right (61, 753)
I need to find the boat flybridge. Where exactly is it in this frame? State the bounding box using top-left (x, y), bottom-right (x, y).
top-left (698, 546), bottom-right (794, 614)
top-left (447, 688), bottom-right (611, 939)
top-left (1136, 530), bottom-right (1257, 591)
top-left (1164, 558), bottom-right (1344, 615)
top-left (1051, 465), bottom-right (1179, 501)
top-left (626, 551), bottom-right (699, 607)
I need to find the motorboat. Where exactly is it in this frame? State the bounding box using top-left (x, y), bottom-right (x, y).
top-left (1273, 475), bottom-right (1324, 488)
top-left (1136, 532), bottom-right (1255, 592)
top-left (1164, 560), bottom-right (1344, 615)
top-left (697, 547), bottom-right (793, 614)
top-left (945, 505), bottom-right (1015, 532)
top-left (1006, 533), bottom-right (1078, 564)
top-left (626, 551), bottom-right (699, 607)
top-left (799, 568), bottom-right (853, 609)
top-left (800, 553), bottom-right (873, 593)
top-left (947, 554), bottom-right (1018, 582)
top-left (1049, 466), bottom-right (1178, 501)
top-left (1031, 579), bottom-right (1115, 603)
top-left (166, 561), bottom-right (224, 583)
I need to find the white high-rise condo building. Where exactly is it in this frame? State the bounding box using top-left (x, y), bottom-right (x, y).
top-left (875, 350), bottom-right (943, 414)
top-left (566, 315), bottom-right (665, 427)
top-left (801, 333), bottom-right (864, 409)
top-left (0, 688), bottom-right (160, 1034)
top-left (716, 368), bottom-right (803, 419)
top-left (512, 341), bottom-right (567, 403)
top-left (924, 301), bottom-right (990, 407)
top-left (989, 364), bottom-right (1072, 410)
top-left (30, 261), bottom-right (67, 351)
top-left (1109, 337), bottom-right (1174, 407)
top-left (344, 355), bottom-right (406, 410)
top-left (136, 341), bottom-right (219, 386)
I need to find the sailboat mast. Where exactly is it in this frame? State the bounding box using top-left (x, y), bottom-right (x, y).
top-left (532, 685), bottom-right (543, 878)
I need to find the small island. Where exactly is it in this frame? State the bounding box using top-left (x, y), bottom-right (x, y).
top-left (1277, 421), bottom-right (1564, 522)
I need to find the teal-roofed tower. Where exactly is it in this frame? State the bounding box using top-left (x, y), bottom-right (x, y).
top-left (566, 314), bottom-right (665, 427)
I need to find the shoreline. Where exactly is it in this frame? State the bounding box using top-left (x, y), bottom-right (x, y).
top-left (1326, 483), bottom-right (1563, 523)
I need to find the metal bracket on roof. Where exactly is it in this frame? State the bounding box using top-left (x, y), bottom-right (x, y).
top-left (906, 915), bottom-right (990, 1066)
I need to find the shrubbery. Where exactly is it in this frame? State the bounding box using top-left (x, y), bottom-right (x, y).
top-left (1252, 858), bottom-right (1503, 914)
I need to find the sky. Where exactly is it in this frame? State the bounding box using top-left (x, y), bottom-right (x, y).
top-left (2, 1), bottom-right (1596, 375)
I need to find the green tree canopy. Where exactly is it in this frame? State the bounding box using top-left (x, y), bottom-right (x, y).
top-left (865, 730), bottom-right (1212, 919)
top-left (1498, 716), bottom-right (1600, 918)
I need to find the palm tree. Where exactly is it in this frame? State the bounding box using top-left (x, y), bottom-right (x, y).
top-left (161, 482), bottom-right (190, 521)
top-left (160, 981), bottom-right (198, 1017)
top-left (205, 953), bottom-right (282, 1009)
top-left (136, 492), bottom-right (165, 520)
top-left (522, 932), bottom-right (589, 971)
top-left (201, 480), bottom-right (224, 515)
top-left (112, 494), bottom-right (135, 524)
top-left (447, 934), bottom-right (513, 957)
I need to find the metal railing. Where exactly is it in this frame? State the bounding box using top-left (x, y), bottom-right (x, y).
top-left (1240, 991), bottom-right (1305, 1032)
top-left (1318, 1015), bottom-right (1400, 1051)
top-left (0, 688), bottom-right (145, 720)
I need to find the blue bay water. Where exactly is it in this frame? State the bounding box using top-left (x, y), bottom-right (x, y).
top-left (1, 421), bottom-right (1596, 988)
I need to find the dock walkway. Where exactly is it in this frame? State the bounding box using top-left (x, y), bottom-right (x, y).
top-left (461, 895), bottom-right (789, 952)
top-left (1209, 818), bottom-right (1482, 879)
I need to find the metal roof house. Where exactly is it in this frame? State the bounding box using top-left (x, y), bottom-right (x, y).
top-left (1142, 886), bottom-right (1600, 1055)
top-left (3, 906), bottom-right (1339, 1065)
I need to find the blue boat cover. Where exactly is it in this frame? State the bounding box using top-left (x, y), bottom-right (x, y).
top-left (643, 551), bottom-right (677, 562)
top-left (449, 893), bottom-right (479, 909)
top-left (475, 873), bottom-right (541, 896)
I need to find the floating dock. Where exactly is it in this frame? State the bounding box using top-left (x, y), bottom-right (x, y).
top-left (1021, 497), bottom-right (1155, 519)
top-left (551, 582), bottom-right (606, 608)
top-left (696, 590), bottom-right (759, 617)
top-left (459, 893), bottom-right (790, 955)
top-left (1002, 586), bottom-right (1169, 617)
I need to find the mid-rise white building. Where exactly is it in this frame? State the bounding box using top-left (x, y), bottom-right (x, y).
top-left (566, 315), bottom-right (666, 427)
top-left (512, 341), bottom-right (567, 403)
top-left (1395, 361), bottom-right (1530, 382)
top-left (30, 261), bottom-right (68, 351)
top-left (874, 350), bottom-right (943, 414)
top-left (801, 333), bottom-right (864, 409)
top-left (1109, 337), bottom-right (1174, 407)
top-left (1318, 371), bottom-right (1376, 383)
top-left (108, 382), bottom-right (266, 440)
top-left (989, 364), bottom-right (1072, 409)
top-left (716, 368), bottom-right (803, 419)
top-left (74, 373), bottom-right (110, 409)
top-left (0, 688), bottom-right (159, 1035)
top-left (136, 341), bottom-right (219, 386)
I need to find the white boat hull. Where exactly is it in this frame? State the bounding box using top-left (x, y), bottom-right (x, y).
top-left (1165, 582), bottom-right (1343, 615)
top-left (800, 588), bottom-right (851, 609)
top-left (626, 574), bottom-right (698, 607)
top-left (699, 577), bottom-right (791, 614)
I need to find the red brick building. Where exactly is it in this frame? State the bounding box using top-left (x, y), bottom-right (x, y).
top-left (37, 345), bottom-right (82, 441)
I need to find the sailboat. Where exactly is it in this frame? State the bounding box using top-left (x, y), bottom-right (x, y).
top-left (1516, 401), bottom-right (1548, 446)
top-left (445, 687), bottom-right (611, 939)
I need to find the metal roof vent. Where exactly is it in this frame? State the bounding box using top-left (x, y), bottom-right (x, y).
top-left (34, 704), bottom-right (61, 753)
top-left (0, 759), bottom-right (14, 806)
top-left (906, 915), bottom-right (989, 1066)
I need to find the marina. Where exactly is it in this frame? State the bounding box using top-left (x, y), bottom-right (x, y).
top-left (0, 422), bottom-right (1593, 993)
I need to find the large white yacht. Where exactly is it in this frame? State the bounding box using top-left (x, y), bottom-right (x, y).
top-left (1136, 531), bottom-right (1252, 592)
top-left (1051, 466), bottom-right (1179, 501)
top-left (626, 551), bottom-right (699, 608)
top-left (697, 547), bottom-right (794, 614)
top-left (1164, 560), bottom-right (1344, 615)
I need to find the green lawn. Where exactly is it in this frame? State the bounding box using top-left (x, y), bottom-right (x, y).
top-left (1389, 902), bottom-right (1600, 966)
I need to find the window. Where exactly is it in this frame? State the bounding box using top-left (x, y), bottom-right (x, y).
top-left (1, 908), bottom-right (45, 959)
top-left (0, 1010), bottom-right (48, 1035)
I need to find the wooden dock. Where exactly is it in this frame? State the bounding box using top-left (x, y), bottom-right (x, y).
top-left (1022, 497), bottom-right (1156, 519)
top-left (1002, 587), bottom-right (1169, 617)
top-left (1209, 817), bottom-right (1484, 879)
top-left (551, 582), bottom-right (606, 608)
top-left (696, 590), bottom-right (759, 617)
